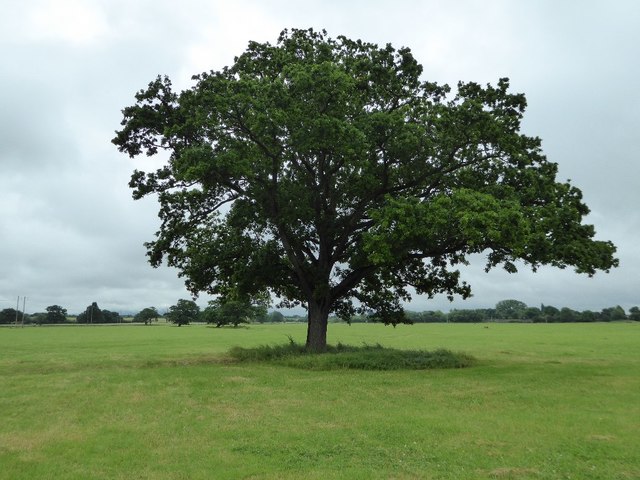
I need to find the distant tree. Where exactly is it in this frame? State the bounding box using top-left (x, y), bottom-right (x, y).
top-left (540, 305), bottom-right (559, 322)
top-left (344, 314), bottom-right (367, 323)
top-left (202, 299), bottom-right (267, 327)
top-left (417, 310), bottom-right (447, 323)
top-left (102, 310), bottom-right (122, 323)
top-left (495, 300), bottom-right (528, 320)
top-left (0, 308), bottom-right (19, 324)
top-left (600, 305), bottom-right (626, 321)
top-left (448, 309), bottom-right (485, 323)
top-left (76, 302), bottom-right (104, 324)
top-left (557, 307), bottom-right (578, 322)
top-left (613, 305), bottom-right (627, 320)
top-left (45, 305), bottom-right (68, 324)
top-left (199, 305), bottom-right (215, 325)
top-left (269, 311), bottom-right (285, 323)
top-left (254, 308), bottom-right (269, 323)
top-left (405, 311), bottom-right (424, 323)
top-left (29, 312), bottom-right (47, 325)
top-left (134, 307), bottom-right (159, 325)
top-left (406, 309), bottom-right (448, 323)
top-left (629, 306), bottom-right (640, 322)
top-left (166, 299), bottom-right (200, 326)
top-left (580, 310), bottom-right (597, 322)
top-left (480, 308), bottom-right (497, 320)
top-left (523, 307), bottom-right (542, 322)
top-left (113, 28), bottom-right (618, 351)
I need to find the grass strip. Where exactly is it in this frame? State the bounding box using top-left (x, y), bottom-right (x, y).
top-left (228, 339), bottom-right (475, 370)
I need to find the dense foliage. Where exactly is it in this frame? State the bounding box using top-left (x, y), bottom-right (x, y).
top-left (165, 299), bottom-right (200, 326)
top-left (134, 307), bottom-right (160, 325)
top-left (76, 302), bottom-right (122, 324)
top-left (1, 300), bottom-right (638, 326)
top-left (200, 298), bottom-right (267, 327)
top-left (45, 305), bottom-right (68, 324)
top-left (114, 29), bottom-right (617, 349)
top-left (0, 308), bottom-right (20, 324)
top-left (344, 301), bottom-right (637, 323)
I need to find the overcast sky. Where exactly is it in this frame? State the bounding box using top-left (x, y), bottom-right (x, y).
top-left (1, 0), bottom-right (638, 315)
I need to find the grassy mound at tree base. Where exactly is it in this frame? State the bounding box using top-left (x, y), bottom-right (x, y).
top-left (228, 340), bottom-right (475, 370)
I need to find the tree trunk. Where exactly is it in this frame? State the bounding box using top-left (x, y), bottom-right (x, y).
top-left (306, 301), bottom-right (330, 352)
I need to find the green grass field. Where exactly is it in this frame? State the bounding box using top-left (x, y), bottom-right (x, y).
top-left (1, 322), bottom-right (638, 479)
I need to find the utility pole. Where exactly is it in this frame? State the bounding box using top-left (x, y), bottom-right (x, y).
top-left (21, 296), bottom-right (26, 327)
top-left (15, 296), bottom-right (20, 326)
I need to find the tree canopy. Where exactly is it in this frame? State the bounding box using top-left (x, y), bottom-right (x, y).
top-left (113, 28), bottom-right (617, 351)
top-left (45, 305), bottom-right (67, 324)
top-left (495, 299), bottom-right (528, 320)
top-left (134, 307), bottom-right (160, 325)
top-left (201, 298), bottom-right (267, 327)
top-left (0, 308), bottom-right (19, 325)
top-left (165, 299), bottom-right (200, 326)
top-left (76, 302), bottom-right (104, 324)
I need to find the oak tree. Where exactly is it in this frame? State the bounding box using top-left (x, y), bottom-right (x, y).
top-left (495, 299), bottom-right (528, 320)
top-left (76, 302), bottom-right (104, 324)
top-left (134, 306), bottom-right (160, 325)
top-left (165, 299), bottom-right (200, 326)
top-left (201, 299), bottom-right (267, 327)
top-left (113, 29), bottom-right (617, 351)
top-left (45, 305), bottom-right (67, 324)
top-left (102, 309), bottom-right (122, 323)
top-left (0, 308), bottom-right (19, 325)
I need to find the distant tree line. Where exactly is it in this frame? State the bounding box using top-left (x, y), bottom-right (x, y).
top-left (2, 298), bottom-right (639, 326)
top-left (0, 305), bottom-right (70, 325)
top-left (76, 302), bottom-right (123, 324)
top-left (0, 302), bottom-right (121, 325)
top-left (144, 298), bottom-right (640, 325)
top-left (410, 300), bottom-right (637, 323)
top-left (163, 298), bottom-right (270, 327)
top-left (334, 299), bottom-right (640, 324)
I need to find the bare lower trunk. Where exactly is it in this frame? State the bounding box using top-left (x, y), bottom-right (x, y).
top-left (306, 301), bottom-right (330, 352)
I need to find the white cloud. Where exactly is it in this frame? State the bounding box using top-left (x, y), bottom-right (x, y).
top-left (1, 0), bottom-right (639, 315)
top-left (181, 1), bottom-right (284, 78)
top-left (26, 0), bottom-right (110, 45)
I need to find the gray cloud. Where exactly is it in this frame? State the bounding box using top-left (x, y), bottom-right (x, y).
top-left (1, 0), bottom-right (638, 315)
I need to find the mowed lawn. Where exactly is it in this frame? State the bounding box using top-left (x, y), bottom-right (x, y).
top-left (0, 322), bottom-right (638, 479)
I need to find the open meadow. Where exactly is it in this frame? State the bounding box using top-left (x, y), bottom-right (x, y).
top-left (0, 322), bottom-right (638, 479)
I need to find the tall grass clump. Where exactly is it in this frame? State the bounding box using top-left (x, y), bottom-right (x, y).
top-left (228, 339), bottom-right (475, 370)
